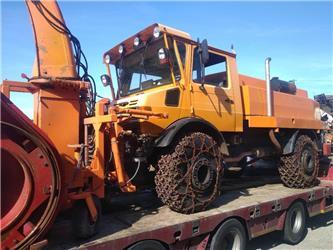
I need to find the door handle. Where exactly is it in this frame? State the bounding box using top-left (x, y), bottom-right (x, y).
top-left (225, 98), bottom-right (234, 104)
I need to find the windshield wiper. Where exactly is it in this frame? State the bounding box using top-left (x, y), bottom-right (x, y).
top-left (140, 40), bottom-right (151, 83)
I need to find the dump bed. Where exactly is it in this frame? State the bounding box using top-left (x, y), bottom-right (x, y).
top-left (45, 176), bottom-right (333, 250)
top-left (239, 74), bottom-right (324, 129)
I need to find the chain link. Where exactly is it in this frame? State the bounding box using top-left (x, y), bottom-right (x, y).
top-left (155, 132), bottom-right (223, 214)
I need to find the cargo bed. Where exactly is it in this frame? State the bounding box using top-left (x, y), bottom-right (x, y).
top-left (45, 173), bottom-right (333, 250)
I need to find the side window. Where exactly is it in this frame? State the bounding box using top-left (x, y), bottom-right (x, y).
top-left (192, 47), bottom-right (228, 88)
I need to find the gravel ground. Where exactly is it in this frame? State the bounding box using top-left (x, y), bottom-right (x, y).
top-left (247, 211), bottom-right (333, 250)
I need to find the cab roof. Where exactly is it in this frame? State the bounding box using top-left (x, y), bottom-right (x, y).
top-left (103, 23), bottom-right (235, 64)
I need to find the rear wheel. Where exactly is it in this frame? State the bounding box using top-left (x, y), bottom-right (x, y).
top-left (155, 132), bottom-right (223, 214)
top-left (283, 201), bottom-right (307, 244)
top-left (209, 218), bottom-right (246, 250)
top-left (72, 195), bottom-right (101, 238)
top-left (279, 135), bottom-right (319, 188)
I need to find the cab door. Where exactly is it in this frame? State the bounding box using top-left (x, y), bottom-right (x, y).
top-left (190, 46), bottom-right (236, 132)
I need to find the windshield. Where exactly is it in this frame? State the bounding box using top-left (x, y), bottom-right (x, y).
top-left (116, 38), bottom-right (181, 97)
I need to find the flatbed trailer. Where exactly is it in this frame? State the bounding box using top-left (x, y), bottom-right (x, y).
top-left (43, 166), bottom-right (333, 250)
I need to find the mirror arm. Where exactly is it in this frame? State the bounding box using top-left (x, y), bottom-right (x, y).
top-left (197, 38), bottom-right (207, 90)
top-left (105, 63), bottom-right (116, 100)
top-left (198, 50), bottom-right (205, 90)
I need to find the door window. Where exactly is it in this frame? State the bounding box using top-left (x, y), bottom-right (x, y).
top-left (192, 48), bottom-right (228, 88)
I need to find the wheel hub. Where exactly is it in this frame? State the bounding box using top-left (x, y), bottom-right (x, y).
top-left (301, 147), bottom-right (314, 175)
top-left (221, 230), bottom-right (241, 250)
top-left (291, 208), bottom-right (303, 234)
top-left (191, 157), bottom-right (215, 191)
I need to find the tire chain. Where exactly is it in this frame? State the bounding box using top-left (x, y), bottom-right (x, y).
top-left (155, 132), bottom-right (223, 214)
top-left (279, 135), bottom-right (319, 188)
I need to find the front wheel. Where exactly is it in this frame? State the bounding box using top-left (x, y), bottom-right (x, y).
top-left (72, 195), bottom-right (101, 238)
top-left (279, 135), bottom-right (319, 188)
top-left (155, 132), bottom-right (223, 214)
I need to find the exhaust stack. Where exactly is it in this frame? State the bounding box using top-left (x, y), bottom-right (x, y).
top-left (265, 57), bottom-right (272, 116)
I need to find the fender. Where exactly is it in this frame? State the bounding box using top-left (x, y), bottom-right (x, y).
top-left (154, 117), bottom-right (228, 154)
top-left (282, 130), bottom-right (319, 155)
top-left (283, 130), bottom-right (299, 155)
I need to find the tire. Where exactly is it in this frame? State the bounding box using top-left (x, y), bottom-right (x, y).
top-left (72, 195), bottom-right (101, 238)
top-left (283, 201), bottom-right (307, 245)
top-left (155, 132), bottom-right (223, 214)
top-left (209, 218), bottom-right (246, 250)
top-left (127, 240), bottom-right (167, 250)
top-left (279, 135), bottom-right (319, 188)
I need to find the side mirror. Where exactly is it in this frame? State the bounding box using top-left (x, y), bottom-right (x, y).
top-left (100, 74), bottom-right (111, 87)
top-left (200, 39), bottom-right (209, 65)
top-left (158, 47), bottom-right (170, 65)
top-left (198, 38), bottom-right (209, 88)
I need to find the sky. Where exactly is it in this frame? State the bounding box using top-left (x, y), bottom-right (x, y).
top-left (1, 0), bottom-right (332, 118)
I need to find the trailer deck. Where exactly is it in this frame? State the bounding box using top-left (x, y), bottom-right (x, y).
top-left (45, 175), bottom-right (333, 250)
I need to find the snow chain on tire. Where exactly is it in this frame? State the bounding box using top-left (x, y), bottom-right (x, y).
top-left (155, 132), bottom-right (223, 214)
top-left (279, 135), bottom-right (319, 188)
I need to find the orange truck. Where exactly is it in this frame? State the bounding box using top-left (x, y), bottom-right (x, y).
top-left (0, 0), bottom-right (328, 249)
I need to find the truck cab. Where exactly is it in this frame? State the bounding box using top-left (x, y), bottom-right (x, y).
top-left (102, 23), bottom-right (243, 136)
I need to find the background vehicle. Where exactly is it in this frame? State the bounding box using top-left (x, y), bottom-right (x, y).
top-left (0, 0), bottom-right (328, 249)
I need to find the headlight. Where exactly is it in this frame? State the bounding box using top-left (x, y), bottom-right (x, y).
top-left (158, 48), bottom-right (166, 60)
top-left (100, 74), bottom-right (111, 87)
top-left (118, 45), bottom-right (124, 54)
top-left (153, 26), bottom-right (160, 38)
top-left (134, 37), bottom-right (140, 47)
top-left (104, 54), bottom-right (111, 64)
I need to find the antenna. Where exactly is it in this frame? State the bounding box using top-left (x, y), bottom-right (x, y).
top-left (231, 44), bottom-right (236, 54)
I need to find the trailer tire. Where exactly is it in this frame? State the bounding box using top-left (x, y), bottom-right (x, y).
top-left (127, 240), bottom-right (167, 250)
top-left (283, 201), bottom-right (307, 245)
top-left (279, 135), bottom-right (319, 188)
top-left (155, 132), bottom-right (223, 214)
top-left (72, 195), bottom-right (101, 239)
top-left (209, 218), bottom-right (246, 250)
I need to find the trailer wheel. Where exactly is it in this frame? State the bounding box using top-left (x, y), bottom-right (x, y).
top-left (127, 240), bottom-right (167, 250)
top-left (279, 135), bottom-right (319, 188)
top-left (72, 195), bottom-right (101, 238)
top-left (209, 218), bottom-right (246, 250)
top-left (155, 132), bottom-right (223, 214)
top-left (283, 201), bottom-right (307, 245)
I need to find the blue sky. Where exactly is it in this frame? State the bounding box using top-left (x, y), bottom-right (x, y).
top-left (1, 1), bottom-right (332, 117)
